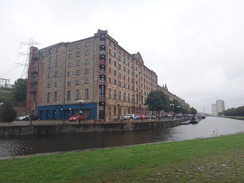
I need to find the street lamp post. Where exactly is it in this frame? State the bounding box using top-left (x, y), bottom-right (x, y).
top-left (77, 99), bottom-right (84, 124)
top-left (69, 108), bottom-right (72, 118)
top-left (76, 99), bottom-right (84, 114)
top-left (176, 106), bottom-right (181, 113)
top-left (61, 107), bottom-right (65, 125)
top-left (117, 104), bottom-right (120, 120)
top-left (170, 103), bottom-right (174, 120)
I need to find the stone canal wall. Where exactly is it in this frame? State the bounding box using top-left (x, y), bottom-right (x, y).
top-left (0, 118), bottom-right (188, 137)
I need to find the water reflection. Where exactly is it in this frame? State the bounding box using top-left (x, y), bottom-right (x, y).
top-left (0, 117), bottom-right (243, 157)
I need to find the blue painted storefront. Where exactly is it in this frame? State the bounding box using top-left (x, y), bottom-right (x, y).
top-left (38, 103), bottom-right (97, 120)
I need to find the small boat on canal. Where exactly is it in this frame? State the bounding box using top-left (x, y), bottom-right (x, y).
top-left (189, 116), bottom-right (200, 124)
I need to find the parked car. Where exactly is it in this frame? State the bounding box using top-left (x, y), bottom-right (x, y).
top-left (69, 114), bottom-right (85, 122)
top-left (164, 114), bottom-right (172, 117)
top-left (123, 114), bottom-right (136, 120)
top-left (17, 115), bottom-right (29, 121)
top-left (176, 114), bottom-right (183, 118)
top-left (148, 115), bottom-right (156, 119)
top-left (197, 115), bottom-right (202, 121)
top-left (29, 115), bottom-right (39, 120)
top-left (139, 114), bottom-right (147, 119)
top-left (135, 115), bottom-right (141, 119)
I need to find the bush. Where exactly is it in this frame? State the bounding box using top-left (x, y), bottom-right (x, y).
top-left (0, 100), bottom-right (17, 122)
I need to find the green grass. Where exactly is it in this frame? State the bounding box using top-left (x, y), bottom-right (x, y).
top-left (224, 116), bottom-right (244, 120)
top-left (0, 133), bottom-right (243, 183)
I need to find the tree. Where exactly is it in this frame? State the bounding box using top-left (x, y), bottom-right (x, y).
top-left (145, 90), bottom-right (171, 113)
top-left (181, 106), bottom-right (190, 114)
top-left (172, 99), bottom-right (183, 113)
top-left (0, 100), bottom-right (17, 122)
top-left (223, 106), bottom-right (244, 116)
top-left (0, 88), bottom-right (15, 104)
top-left (13, 78), bottom-right (27, 106)
top-left (190, 107), bottom-right (197, 115)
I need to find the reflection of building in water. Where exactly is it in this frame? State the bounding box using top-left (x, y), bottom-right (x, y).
top-left (212, 100), bottom-right (225, 116)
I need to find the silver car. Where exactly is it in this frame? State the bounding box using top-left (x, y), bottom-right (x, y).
top-left (17, 115), bottom-right (29, 121)
top-left (123, 114), bottom-right (136, 120)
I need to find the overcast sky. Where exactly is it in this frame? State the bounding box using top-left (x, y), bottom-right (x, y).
top-left (0, 0), bottom-right (244, 113)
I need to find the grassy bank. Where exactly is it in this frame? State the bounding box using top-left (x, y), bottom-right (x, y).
top-left (0, 133), bottom-right (243, 183)
top-left (224, 116), bottom-right (244, 120)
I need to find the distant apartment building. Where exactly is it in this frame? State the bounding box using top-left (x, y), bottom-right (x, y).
top-left (212, 100), bottom-right (225, 116)
top-left (212, 104), bottom-right (217, 116)
top-left (216, 100), bottom-right (225, 114)
top-left (26, 29), bottom-right (188, 120)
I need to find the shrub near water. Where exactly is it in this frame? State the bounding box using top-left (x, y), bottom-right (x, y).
top-left (0, 133), bottom-right (243, 183)
top-left (0, 100), bottom-right (17, 122)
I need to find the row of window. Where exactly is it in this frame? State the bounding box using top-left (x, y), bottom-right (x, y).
top-left (47, 78), bottom-right (149, 97)
top-left (47, 68), bottom-right (90, 79)
top-left (46, 89), bottom-right (89, 102)
top-left (42, 56), bottom-right (90, 66)
top-left (67, 78), bottom-right (89, 86)
top-left (40, 41), bottom-right (90, 57)
top-left (46, 59), bottom-right (90, 69)
top-left (108, 106), bottom-right (133, 118)
top-left (108, 56), bottom-right (157, 83)
top-left (68, 68), bottom-right (90, 76)
top-left (108, 78), bottom-right (132, 89)
top-left (47, 72), bottom-right (59, 78)
top-left (40, 49), bottom-right (90, 65)
top-left (107, 77), bottom-right (151, 95)
top-left (108, 55), bottom-right (132, 68)
top-left (68, 50), bottom-right (90, 59)
top-left (108, 64), bottom-right (132, 74)
top-left (107, 43), bottom-right (157, 81)
top-left (68, 41), bottom-right (90, 51)
top-left (107, 106), bottom-right (146, 118)
top-left (47, 78), bottom-right (89, 88)
top-left (107, 88), bottom-right (145, 104)
top-left (40, 48), bottom-right (59, 57)
top-left (107, 67), bottom-right (156, 88)
top-left (108, 40), bottom-right (131, 60)
top-left (68, 59), bottom-right (89, 68)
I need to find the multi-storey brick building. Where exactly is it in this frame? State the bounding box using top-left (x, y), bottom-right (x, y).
top-left (26, 29), bottom-right (185, 120)
top-left (157, 84), bottom-right (189, 106)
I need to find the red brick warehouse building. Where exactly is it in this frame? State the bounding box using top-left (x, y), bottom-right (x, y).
top-left (26, 29), bottom-right (188, 120)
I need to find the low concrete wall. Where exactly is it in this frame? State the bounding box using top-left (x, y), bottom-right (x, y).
top-left (0, 118), bottom-right (187, 137)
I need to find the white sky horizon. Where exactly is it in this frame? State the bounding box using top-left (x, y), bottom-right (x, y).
top-left (1, 0), bottom-right (244, 113)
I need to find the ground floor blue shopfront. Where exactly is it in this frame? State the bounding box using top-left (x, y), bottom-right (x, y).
top-left (38, 103), bottom-right (97, 120)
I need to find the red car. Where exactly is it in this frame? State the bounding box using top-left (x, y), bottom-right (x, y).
top-left (69, 114), bottom-right (85, 122)
top-left (140, 114), bottom-right (147, 119)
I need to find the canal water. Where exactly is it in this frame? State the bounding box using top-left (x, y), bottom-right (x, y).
top-left (0, 117), bottom-right (243, 158)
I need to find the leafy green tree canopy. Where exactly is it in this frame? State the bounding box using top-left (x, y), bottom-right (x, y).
top-left (172, 99), bottom-right (183, 113)
top-left (13, 78), bottom-right (27, 106)
top-left (190, 107), bottom-right (197, 115)
top-left (223, 106), bottom-right (244, 116)
top-left (145, 90), bottom-right (171, 113)
top-left (0, 100), bottom-right (17, 122)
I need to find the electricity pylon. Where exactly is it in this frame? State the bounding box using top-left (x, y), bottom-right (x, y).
top-left (17, 38), bottom-right (41, 78)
